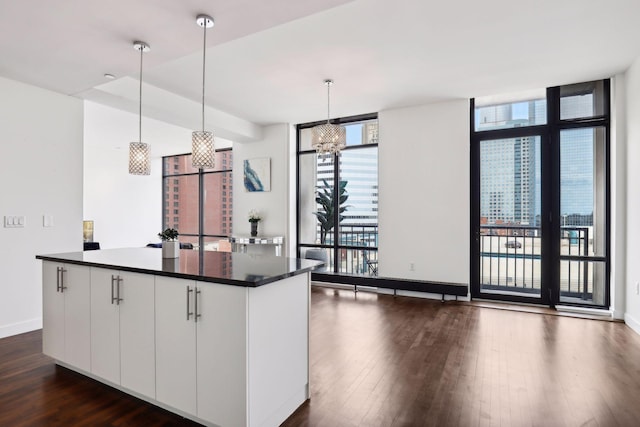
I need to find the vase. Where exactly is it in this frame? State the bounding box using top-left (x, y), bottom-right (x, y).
top-left (162, 241), bottom-right (180, 258)
top-left (251, 221), bottom-right (258, 237)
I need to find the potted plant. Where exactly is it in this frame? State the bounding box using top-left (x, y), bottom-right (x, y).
top-left (158, 228), bottom-right (180, 258)
top-left (306, 179), bottom-right (349, 265)
top-left (313, 179), bottom-right (349, 245)
top-left (248, 210), bottom-right (262, 237)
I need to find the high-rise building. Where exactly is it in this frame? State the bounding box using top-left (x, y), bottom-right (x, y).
top-left (478, 99), bottom-right (595, 227)
top-left (314, 121), bottom-right (378, 227)
top-left (310, 120), bottom-right (378, 249)
top-left (478, 103), bottom-right (538, 225)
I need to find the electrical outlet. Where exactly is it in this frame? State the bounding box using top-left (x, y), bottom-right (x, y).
top-left (636, 281), bottom-right (639, 295)
top-left (409, 262), bottom-right (415, 271)
top-left (43, 215), bottom-right (54, 227)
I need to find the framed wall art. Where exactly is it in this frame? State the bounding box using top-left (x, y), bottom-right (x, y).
top-left (244, 157), bottom-right (271, 192)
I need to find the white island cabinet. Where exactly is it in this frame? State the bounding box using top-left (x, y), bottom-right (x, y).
top-left (90, 268), bottom-right (155, 398)
top-left (155, 276), bottom-right (248, 426)
top-left (38, 248), bottom-right (321, 427)
top-left (155, 276), bottom-right (198, 414)
top-left (42, 261), bottom-right (91, 371)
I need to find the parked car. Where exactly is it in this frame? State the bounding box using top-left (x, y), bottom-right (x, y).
top-left (505, 240), bottom-right (522, 249)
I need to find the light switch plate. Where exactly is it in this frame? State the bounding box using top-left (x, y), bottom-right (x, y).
top-left (4, 215), bottom-right (25, 228)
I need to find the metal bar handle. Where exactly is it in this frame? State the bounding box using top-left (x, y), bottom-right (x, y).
top-left (60, 267), bottom-right (67, 292)
top-left (116, 276), bottom-right (123, 305)
top-left (111, 275), bottom-right (116, 304)
top-left (56, 267), bottom-right (62, 292)
top-left (195, 288), bottom-right (202, 322)
top-left (186, 286), bottom-right (194, 320)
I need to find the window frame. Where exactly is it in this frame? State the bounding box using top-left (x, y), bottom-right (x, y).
top-left (162, 148), bottom-right (233, 250)
top-left (470, 79), bottom-right (611, 308)
top-left (296, 112), bottom-right (379, 275)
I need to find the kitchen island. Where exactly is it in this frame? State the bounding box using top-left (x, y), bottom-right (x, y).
top-left (37, 247), bottom-right (322, 427)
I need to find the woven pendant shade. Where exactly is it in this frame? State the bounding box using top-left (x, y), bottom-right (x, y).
top-left (129, 141), bottom-right (150, 175)
top-left (192, 130), bottom-right (215, 168)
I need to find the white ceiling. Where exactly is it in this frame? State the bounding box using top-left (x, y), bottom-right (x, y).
top-left (2, 0), bottom-right (640, 134)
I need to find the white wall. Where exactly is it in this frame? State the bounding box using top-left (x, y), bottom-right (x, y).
top-left (625, 58), bottom-right (640, 333)
top-left (611, 74), bottom-right (627, 320)
top-left (83, 101), bottom-right (216, 249)
top-left (378, 100), bottom-right (469, 288)
top-left (233, 124), bottom-right (292, 255)
top-left (0, 76), bottom-right (84, 338)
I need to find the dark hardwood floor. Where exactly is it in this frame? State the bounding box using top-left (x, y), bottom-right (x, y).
top-left (283, 287), bottom-right (640, 427)
top-left (0, 329), bottom-right (200, 426)
top-left (3, 287), bottom-right (640, 426)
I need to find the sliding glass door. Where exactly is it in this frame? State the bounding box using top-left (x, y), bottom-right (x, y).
top-left (471, 80), bottom-right (610, 308)
top-left (478, 136), bottom-right (543, 301)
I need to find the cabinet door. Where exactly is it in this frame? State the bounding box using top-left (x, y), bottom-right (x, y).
top-left (63, 264), bottom-right (91, 371)
top-left (42, 262), bottom-right (65, 360)
top-left (196, 282), bottom-right (248, 426)
top-left (155, 276), bottom-right (197, 415)
top-left (119, 271), bottom-right (155, 398)
top-left (90, 268), bottom-right (120, 384)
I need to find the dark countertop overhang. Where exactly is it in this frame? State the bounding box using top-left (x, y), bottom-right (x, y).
top-left (37, 247), bottom-right (324, 287)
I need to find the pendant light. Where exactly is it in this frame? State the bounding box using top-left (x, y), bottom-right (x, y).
top-left (129, 41), bottom-right (151, 175)
top-left (191, 14), bottom-right (215, 169)
top-left (312, 79), bottom-right (346, 155)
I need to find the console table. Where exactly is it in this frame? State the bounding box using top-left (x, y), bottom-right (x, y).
top-left (230, 235), bottom-right (284, 256)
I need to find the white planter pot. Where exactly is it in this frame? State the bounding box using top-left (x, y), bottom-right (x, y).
top-left (162, 241), bottom-right (180, 258)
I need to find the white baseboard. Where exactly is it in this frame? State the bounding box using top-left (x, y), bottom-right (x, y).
top-left (625, 313), bottom-right (640, 336)
top-left (0, 317), bottom-right (42, 339)
top-left (556, 305), bottom-right (613, 318)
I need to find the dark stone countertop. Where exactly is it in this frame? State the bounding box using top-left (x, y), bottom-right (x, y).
top-left (36, 247), bottom-right (323, 287)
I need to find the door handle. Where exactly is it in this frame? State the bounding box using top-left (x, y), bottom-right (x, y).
top-left (59, 267), bottom-right (67, 292)
top-left (56, 267), bottom-right (62, 292)
top-left (116, 276), bottom-right (123, 305)
top-left (111, 275), bottom-right (117, 304)
top-left (194, 288), bottom-right (202, 322)
top-left (186, 286), bottom-right (194, 320)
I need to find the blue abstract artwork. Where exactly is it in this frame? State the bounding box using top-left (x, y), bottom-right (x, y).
top-left (244, 158), bottom-right (271, 192)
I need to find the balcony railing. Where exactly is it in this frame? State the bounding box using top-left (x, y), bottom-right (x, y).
top-left (305, 224), bottom-right (378, 276)
top-left (480, 224), bottom-right (595, 300)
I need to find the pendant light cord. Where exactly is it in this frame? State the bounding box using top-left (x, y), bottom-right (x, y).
top-left (327, 82), bottom-right (331, 124)
top-left (201, 23), bottom-right (207, 132)
top-left (138, 45), bottom-right (143, 143)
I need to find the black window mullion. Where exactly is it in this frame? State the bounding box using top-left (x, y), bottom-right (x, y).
top-left (604, 79), bottom-right (612, 307)
top-left (545, 85), bottom-right (560, 307)
top-left (470, 98), bottom-right (481, 297)
top-left (333, 153), bottom-right (340, 273)
top-left (296, 125), bottom-right (302, 259)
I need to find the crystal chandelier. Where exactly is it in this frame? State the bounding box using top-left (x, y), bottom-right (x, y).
top-left (129, 41), bottom-right (151, 175)
top-left (312, 79), bottom-right (346, 155)
top-left (191, 14), bottom-right (215, 169)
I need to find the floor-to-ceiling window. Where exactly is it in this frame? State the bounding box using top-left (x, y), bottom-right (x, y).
top-left (297, 114), bottom-right (379, 275)
top-left (471, 80), bottom-right (610, 308)
top-left (162, 149), bottom-right (233, 250)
